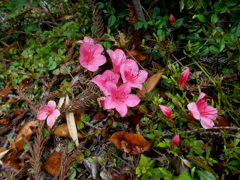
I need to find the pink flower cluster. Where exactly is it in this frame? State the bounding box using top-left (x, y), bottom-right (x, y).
top-left (78, 37), bottom-right (148, 117)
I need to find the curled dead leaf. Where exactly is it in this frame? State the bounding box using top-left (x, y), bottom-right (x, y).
top-left (11, 120), bottom-right (39, 152)
top-left (137, 71), bottom-right (162, 98)
top-left (54, 123), bottom-right (84, 139)
top-left (2, 154), bottom-right (20, 174)
top-left (42, 151), bottom-right (61, 177)
top-left (109, 132), bottom-right (152, 155)
top-left (0, 87), bottom-right (12, 101)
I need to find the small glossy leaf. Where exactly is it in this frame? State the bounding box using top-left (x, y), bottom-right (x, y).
top-left (197, 15), bottom-right (206, 23)
top-left (196, 170), bottom-right (216, 180)
top-left (48, 61), bottom-right (57, 70)
top-left (209, 45), bottom-right (219, 54)
top-left (68, 142), bottom-right (75, 153)
top-left (219, 38), bottom-right (225, 52)
top-left (211, 14), bottom-right (218, 25)
top-left (135, 22), bottom-right (143, 30)
top-left (108, 15), bottom-right (116, 28)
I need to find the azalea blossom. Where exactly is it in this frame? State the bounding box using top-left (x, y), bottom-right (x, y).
top-left (179, 68), bottom-right (190, 89)
top-left (169, 14), bottom-right (176, 26)
top-left (76, 36), bottom-right (94, 45)
top-left (171, 134), bottom-right (180, 146)
top-left (79, 42), bottom-right (106, 72)
top-left (92, 70), bottom-right (120, 95)
top-left (104, 82), bottom-right (140, 117)
top-left (159, 105), bottom-right (172, 120)
top-left (120, 60), bottom-right (148, 89)
top-left (37, 100), bottom-right (60, 127)
top-left (187, 93), bottom-right (218, 129)
top-left (106, 49), bottom-right (128, 74)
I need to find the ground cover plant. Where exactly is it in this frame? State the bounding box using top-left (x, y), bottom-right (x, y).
top-left (0, 0), bottom-right (240, 179)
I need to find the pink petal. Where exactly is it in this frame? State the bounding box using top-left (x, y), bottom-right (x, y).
top-left (37, 111), bottom-right (48, 120)
top-left (197, 93), bottom-right (206, 102)
top-left (83, 37), bottom-right (94, 45)
top-left (92, 44), bottom-right (104, 55)
top-left (107, 49), bottom-right (126, 74)
top-left (48, 101), bottom-right (56, 111)
top-left (124, 94), bottom-right (140, 107)
top-left (52, 109), bottom-right (60, 118)
top-left (179, 68), bottom-right (189, 89)
top-left (200, 116), bottom-right (214, 129)
top-left (39, 105), bottom-right (48, 112)
top-left (117, 82), bottom-right (132, 95)
top-left (159, 105), bottom-right (172, 119)
top-left (171, 134), bottom-right (180, 146)
top-left (92, 74), bottom-right (103, 88)
top-left (187, 103), bottom-right (201, 120)
top-left (105, 82), bottom-right (118, 96)
top-left (203, 106), bottom-right (218, 120)
top-left (47, 115), bottom-right (55, 127)
top-left (115, 102), bottom-right (128, 117)
top-left (104, 96), bottom-right (117, 110)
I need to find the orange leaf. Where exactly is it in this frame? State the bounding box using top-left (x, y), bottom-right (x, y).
top-left (42, 151), bottom-right (61, 177)
top-left (2, 154), bottom-right (20, 174)
top-left (93, 112), bottom-right (106, 121)
top-left (54, 123), bottom-right (84, 139)
top-left (109, 132), bottom-right (152, 155)
top-left (0, 116), bottom-right (10, 125)
top-left (11, 121), bottom-right (39, 152)
top-left (128, 50), bottom-right (146, 62)
top-left (137, 71), bottom-right (162, 98)
top-left (0, 87), bottom-right (12, 101)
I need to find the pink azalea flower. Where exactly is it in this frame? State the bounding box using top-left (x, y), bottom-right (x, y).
top-left (169, 14), bottom-right (176, 26)
top-left (79, 42), bottom-right (106, 72)
top-left (171, 134), bottom-right (180, 146)
top-left (106, 49), bottom-right (127, 74)
top-left (76, 36), bottom-right (94, 45)
top-left (104, 82), bottom-right (140, 117)
top-left (37, 100), bottom-right (60, 127)
top-left (159, 105), bottom-right (172, 120)
top-left (179, 68), bottom-right (190, 89)
top-left (120, 60), bottom-right (148, 89)
top-left (187, 93), bottom-right (218, 129)
top-left (92, 70), bottom-right (120, 95)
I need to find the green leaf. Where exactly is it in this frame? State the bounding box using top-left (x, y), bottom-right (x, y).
top-left (135, 22), bottom-right (143, 30)
top-left (41, 128), bottom-right (48, 138)
top-left (82, 114), bottom-right (91, 122)
top-left (209, 45), bottom-right (219, 54)
top-left (100, 41), bottom-right (111, 49)
top-left (108, 15), bottom-right (116, 28)
top-left (68, 168), bottom-right (76, 180)
top-left (197, 15), bottom-right (207, 23)
top-left (186, 155), bottom-right (218, 179)
top-left (186, 33), bottom-right (199, 41)
top-left (23, 144), bottom-right (29, 152)
top-left (68, 142), bottom-right (75, 153)
top-left (77, 121), bottom-right (84, 130)
top-left (179, 0), bottom-right (185, 13)
top-left (84, 150), bottom-right (91, 157)
top-left (211, 14), bottom-right (218, 25)
top-left (48, 61), bottom-right (57, 70)
top-left (175, 171), bottom-right (192, 180)
top-left (219, 38), bottom-right (225, 52)
top-left (175, 18), bottom-right (183, 28)
top-left (157, 29), bottom-right (165, 41)
top-left (196, 170), bottom-right (216, 180)
top-left (139, 154), bottom-right (148, 166)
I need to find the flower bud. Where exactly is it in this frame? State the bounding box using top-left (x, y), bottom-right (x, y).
top-left (171, 134), bottom-right (180, 146)
top-left (169, 14), bottom-right (176, 26)
top-left (179, 68), bottom-right (190, 90)
top-left (159, 105), bottom-right (172, 120)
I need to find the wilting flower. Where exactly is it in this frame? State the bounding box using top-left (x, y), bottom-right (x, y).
top-left (92, 70), bottom-right (120, 95)
top-left (120, 60), bottom-right (148, 89)
top-left (104, 82), bottom-right (140, 117)
top-left (37, 100), bottom-right (60, 127)
top-left (79, 42), bottom-right (106, 72)
top-left (159, 105), bottom-right (172, 120)
top-left (107, 49), bottom-right (128, 74)
top-left (171, 134), bottom-right (180, 146)
top-left (179, 68), bottom-right (190, 89)
top-left (76, 36), bottom-right (94, 45)
top-left (187, 93), bottom-right (218, 129)
top-left (169, 14), bottom-right (176, 26)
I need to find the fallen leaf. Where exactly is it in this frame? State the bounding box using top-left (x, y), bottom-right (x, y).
top-left (93, 112), bottom-right (106, 121)
top-left (74, 111), bottom-right (85, 123)
top-left (109, 132), bottom-right (152, 155)
top-left (0, 87), bottom-right (11, 101)
top-left (128, 50), bottom-right (146, 62)
top-left (54, 123), bottom-right (84, 139)
top-left (83, 156), bottom-right (100, 180)
top-left (0, 148), bottom-right (9, 159)
top-left (11, 121), bottom-right (39, 151)
top-left (42, 151), bottom-right (61, 177)
top-left (0, 116), bottom-right (10, 125)
top-left (2, 154), bottom-right (20, 174)
top-left (137, 71), bottom-right (162, 98)
top-left (65, 95), bottom-right (79, 147)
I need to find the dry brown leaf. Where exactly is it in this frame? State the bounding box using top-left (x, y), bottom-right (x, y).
top-left (74, 111), bottom-right (85, 123)
top-left (0, 116), bottom-right (10, 125)
top-left (0, 87), bottom-right (12, 101)
top-left (42, 151), bottom-right (61, 177)
top-left (65, 95), bottom-right (79, 146)
top-left (137, 71), bottom-right (162, 98)
top-left (54, 123), bottom-right (84, 139)
top-left (2, 154), bottom-right (20, 174)
top-left (11, 121), bottom-right (39, 151)
top-left (109, 132), bottom-right (152, 155)
top-left (92, 112), bottom-right (106, 121)
top-left (128, 50), bottom-right (146, 62)
top-left (0, 148), bottom-right (9, 159)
